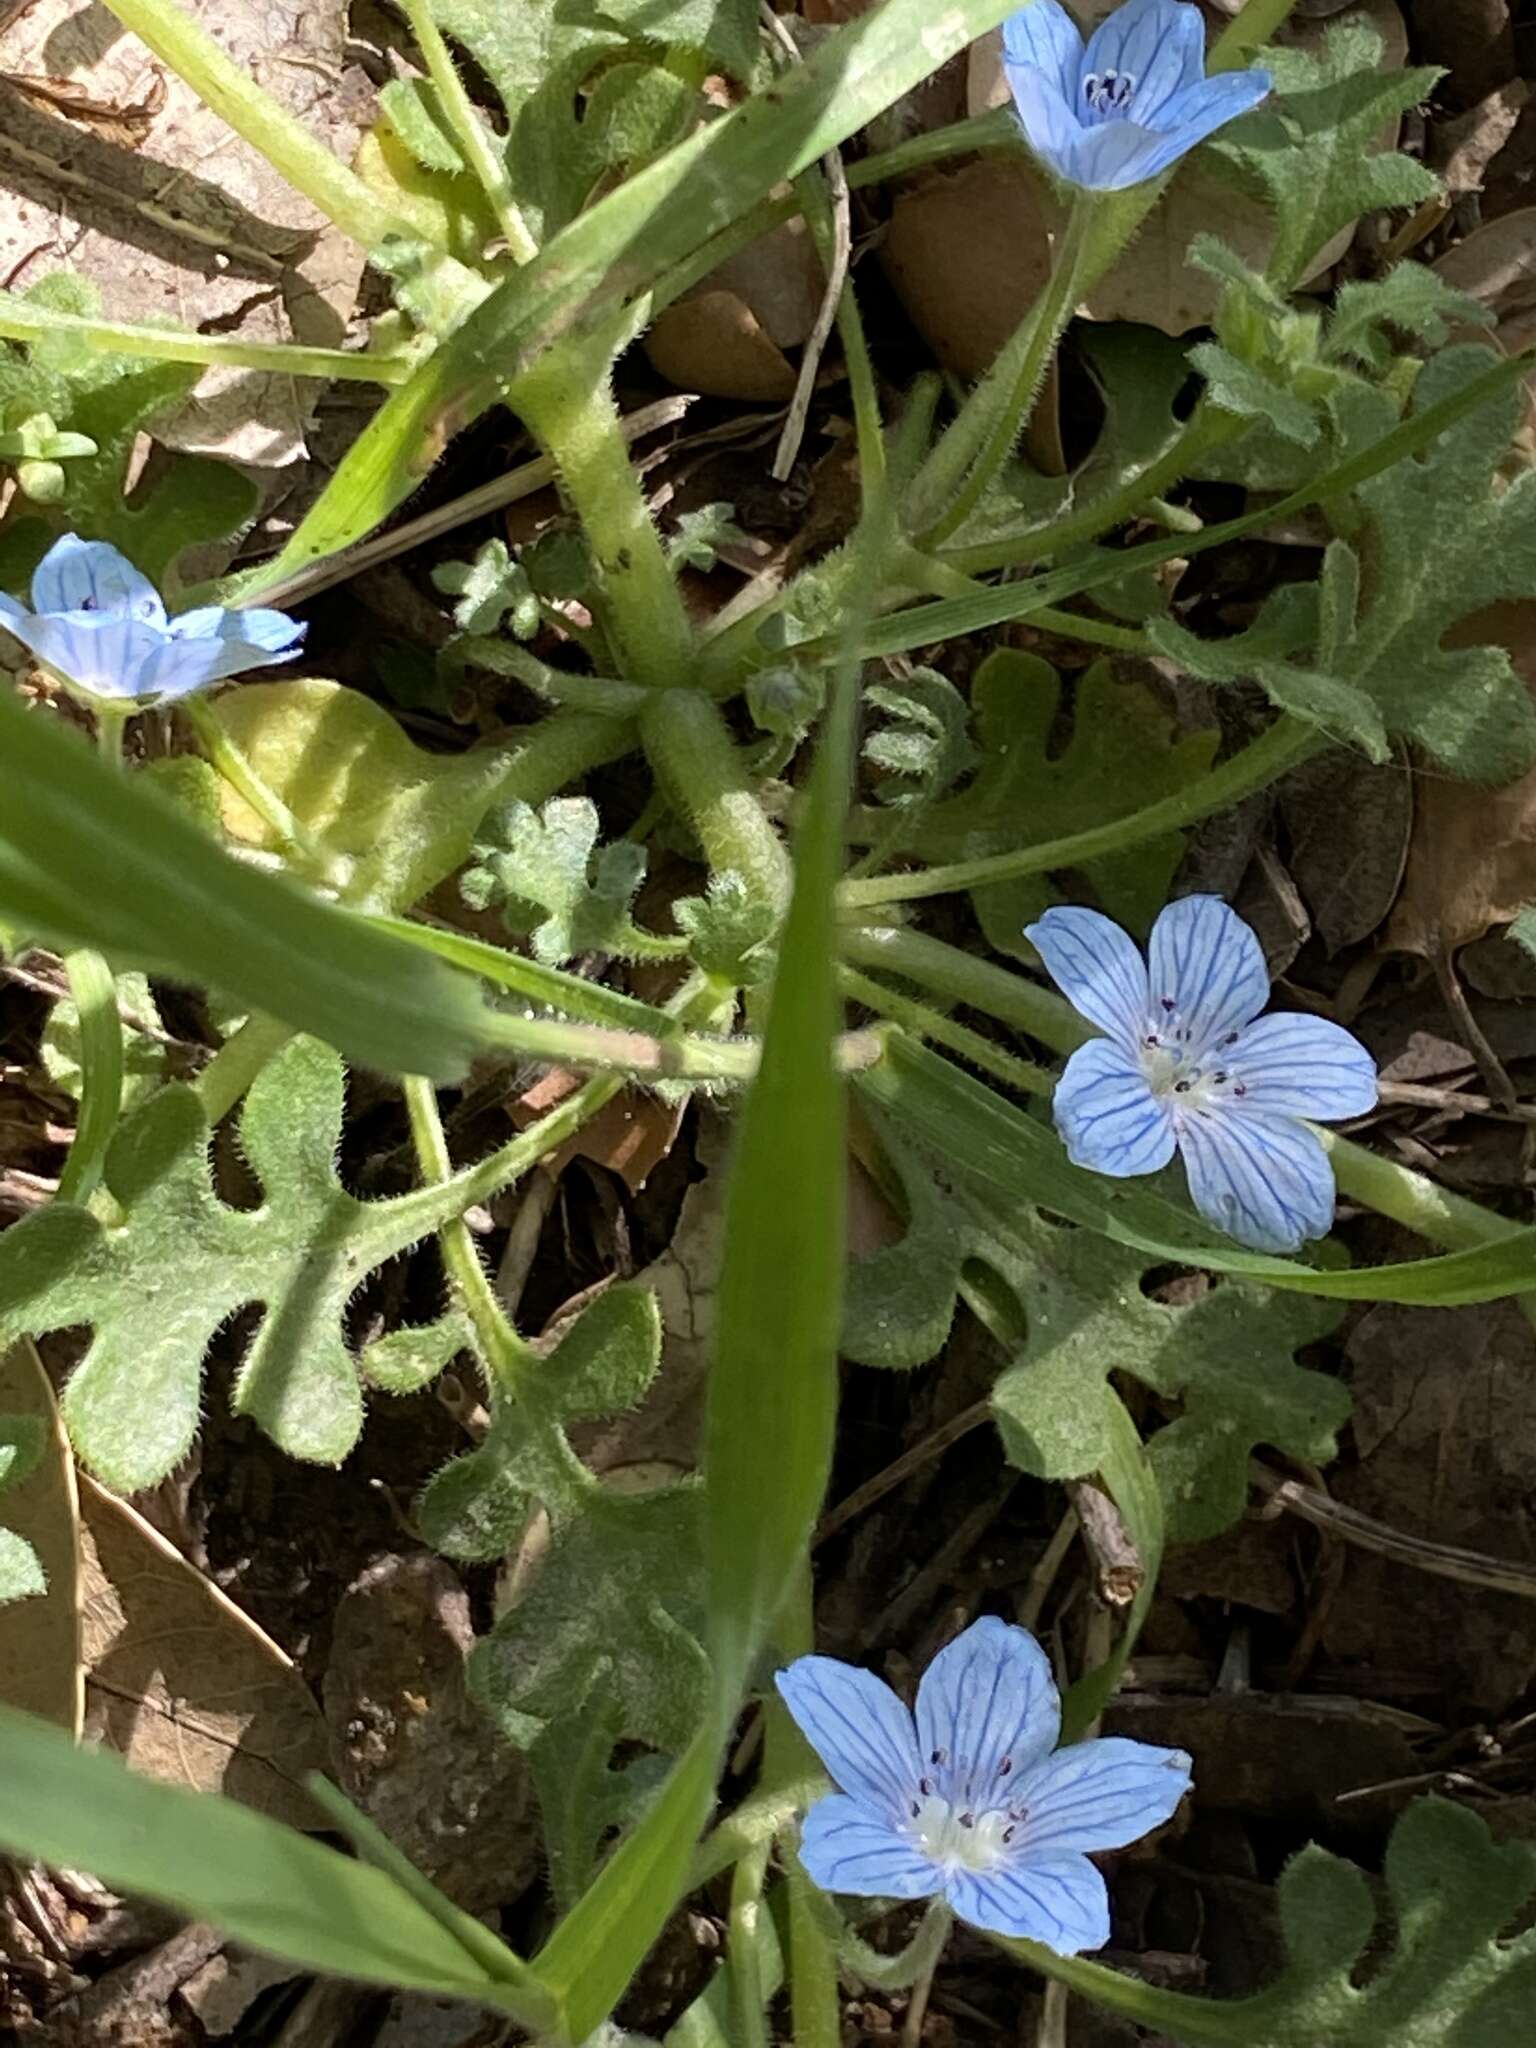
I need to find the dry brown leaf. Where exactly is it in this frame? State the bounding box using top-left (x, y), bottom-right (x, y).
top-left (645, 216), bottom-right (823, 400)
top-left (0, 0), bottom-right (371, 477)
top-left (1387, 604), bottom-right (1536, 957)
top-left (1434, 206), bottom-right (1536, 358)
top-left (0, 1338), bottom-right (81, 1734)
top-left (0, 66), bottom-right (166, 147)
top-left (510, 1067), bottom-right (687, 1193)
top-left (1429, 81), bottom-right (1530, 197)
top-left (79, 1473), bottom-right (329, 1826)
top-left (1282, 747), bottom-right (1413, 952)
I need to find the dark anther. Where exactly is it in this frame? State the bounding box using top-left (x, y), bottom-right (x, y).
top-left (1234, 1083), bottom-right (1247, 1097)
top-left (959, 1812), bottom-right (975, 1828)
top-left (1144, 1034), bottom-right (1160, 1048)
top-left (910, 1800), bottom-right (921, 1818)
top-left (997, 1757), bottom-right (1013, 1778)
top-left (1174, 1080), bottom-right (1192, 1093)
top-left (1002, 1825), bottom-right (1016, 1843)
top-left (1223, 1031), bottom-right (1240, 1047)
top-left (1161, 996), bottom-right (1176, 1011)
top-left (930, 1749), bottom-right (945, 1765)
top-left (919, 1777), bottom-right (931, 1796)
top-left (1212, 1071), bottom-right (1227, 1085)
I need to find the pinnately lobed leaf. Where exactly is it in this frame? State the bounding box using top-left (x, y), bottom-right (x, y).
top-left (0, 1038), bottom-right (514, 1490)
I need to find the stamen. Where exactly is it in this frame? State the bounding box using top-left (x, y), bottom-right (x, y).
top-left (930, 1748), bottom-right (945, 1765)
top-left (997, 1757), bottom-right (1013, 1778)
top-left (919, 1777), bottom-right (931, 1796)
top-left (959, 1812), bottom-right (975, 1828)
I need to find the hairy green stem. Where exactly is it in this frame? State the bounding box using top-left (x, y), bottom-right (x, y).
top-left (403, 1074), bottom-right (536, 1395)
top-left (0, 297), bottom-right (415, 383)
top-left (184, 699), bottom-right (335, 882)
top-left (398, 0), bottom-right (538, 263)
top-left (840, 963), bottom-right (1055, 1097)
top-left (640, 689), bottom-right (792, 914)
top-left (840, 717), bottom-right (1320, 910)
top-left (514, 340), bottom-right (695, 690)
top-left (101, 0), bottom-right (407, 250)
top-left (915, 198), bottom-right (1100, 546)
top-left (193, 1014), bottom-right (296, 1124)
top-left (729, 1843), bottom-right (774, 2048)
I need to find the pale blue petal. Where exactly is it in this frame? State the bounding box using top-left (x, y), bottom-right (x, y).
top-left (1063, 119), bottom-right (1184, 190)
top-left (1177, 1105), bottom-right (1335, 1253)
top-left (1001, 2), bottom-right (1084, 98)
top-left (1083, 0), bottom-right (1206, 123)
top-left (1053, 1040), bottom-right (1176, 1178)
top-left (1154, 66), bottom-right (1273, 141)
top-left (0, 592), bottom-right (26, 627)
top-left (1147, 895), bottom-right (1268, 1057)
top-left (170, 604), bottom-right (305, 652)
top-left (4, 611), bottom-right (162, 699)
top-left (136, 632), bottom-right (302, 701)
top-left (31, 535), bottom-right (166, 628)
top-left (1026, 905), bottom-right (1150, 1051)
top-left (796, 1795), bottom-right (942, 1901)
top-left (1011, 1737), bottom-right (1192, 1854)
top-left (945, 1852), bottom-right (1109, 1953)
top-left (1006, 59), bottom-right (1084, 177)
top-left (914, 1617), bottom-right (1060, 1805)
top-left (1223, 1012), bottom-right (1377, 1122)
top-left (776, 1657), bottom-right (921, 1819)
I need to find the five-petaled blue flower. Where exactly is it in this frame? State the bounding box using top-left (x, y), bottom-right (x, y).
top-left (1028, 896), bottom-right (1378, 1254)
top-left (776, 1616), bottom-right (1191, 1952)
top-left (1003, 0), bottom-right (1272, 192)
top-left (0, 535), bottom-right (304, 708)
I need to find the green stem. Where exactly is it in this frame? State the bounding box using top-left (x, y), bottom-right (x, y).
top-left (0, 297), bottom-right (415, 383)
top-left (403, 1074), bottom-right (536, 1396)
top-left (398, 0), bottom-right (537, 263)
top-left (640, 689), bottom-right (792, 915)
top-left (840, 963), bottom-right (1054, 1097)
top-left (102, 0), bottom-right (408, 250)
top-left (55, 949), bottom-right (124, 1207)
top-left (729, 1843), bottom-right (774, 2048)
top-left (840, 716), bottom-right (1320, 911)
top-left (914, 197), bottom-right (1101, 547)
top-left (1209, 0), bottom-right (1298, 68)
top-left (448, 640), bottom-right (648, 717)
top-left (513, 338), bottom-right (695, 691)
top-left (1019, 606), bottom-right (1150, 654)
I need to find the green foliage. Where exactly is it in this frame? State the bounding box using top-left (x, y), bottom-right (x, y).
top-left (878, 653), bottom-right (1216, 949)
top-left (433, 537), bottom-right (541, 637)
top-left (42, 970), bottom-right (166, 1117)
top-left (667, 503), bottom-right (748, 573)
top-left (1159, 349), bottom-right (1536, 779)
top-left (0, 276), bottom-right (254, 593)
top-left (844, 1123), bottom-right (1346, 1543)
top-left (0, 1038), bottom-right (512, 1490)
top-left (0, 1705), bottom-right (548, 2015)
top-left (861, 669), bottom-right (977, 807)
top-left (0, 1415), bottom-right (46, 1603)
top-left (429, 0), bottom-right (759, 241)
top-left (1211, 22), bottom-right (1442, 288)
top-left (0, 688), bottom-right (492, 1081)
top-left (673, 871), bottom-right (776, 987)
top-left (462, 796), bottom-right (649, 964)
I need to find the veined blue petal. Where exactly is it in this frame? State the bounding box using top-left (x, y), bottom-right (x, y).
top-left (776, 1657), bottom-right (921, 1819)
top-left (1006, 60), bottom-right (1085, 178)
top-left (945, 1851), bottom-right (1109, 1953)
top-left (1026, 905), bottom-right (1150, 1051)
top-left (1083, 0), bottom-right (1206, 125)
top-left (30, 535), bottom-right (166, 628)
top-left (1224, 1012), bottom-right (1377, 1121)
top-left (1148, 895), bottom-right (1268, 1056)
top-left (1177, 1105), bottom-right (1335, 1253)
top-left (1062, 118), bottom-right (1183, 190)
top-left (1053, 1040), bottom-right (1175, 1178)
top-left (1001, 2), bottom-right (1084, 99)
top-left (0, 591), bottom-right (26, 628)
top-left (170, 604), bottom-right (306, 652)
top-left (6, 611), bottom-right (163, 700)
top-left (136, 632), bottom-right (302, 701)
top-left (1012, 1737), bottom-right (1192, 1854)
top-left (1153, 65), bottom-right (1273, 142)
top-left (796, 1795), bottom-right (942, 1901)
top-left (914, 1617), bottom-right (1060, 1804)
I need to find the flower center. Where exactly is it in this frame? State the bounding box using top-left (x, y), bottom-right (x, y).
top-left (1138, 1001), bottom-right (1248, 1110)
top-left (909, 1796), bottom-right (1016, 1872)
top-left (1082, 68), bottom-right (1136, 119)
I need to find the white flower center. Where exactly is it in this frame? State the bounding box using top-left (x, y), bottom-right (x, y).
top-left (1137, 1000), bottom-right (1248, 1113)
top-left (909, 1795), bottom-right (1015, 1873)
top-left (1082, 69), bottom-right (1136, 118)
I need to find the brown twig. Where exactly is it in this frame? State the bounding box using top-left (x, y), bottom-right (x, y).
top-left (814, 1399), bottom-right (991, 1547)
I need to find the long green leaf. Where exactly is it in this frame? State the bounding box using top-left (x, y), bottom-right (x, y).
top-left (0, 1706), bottom-right (533, 2008)
top-left (238, 0), bottom-right (1022, 591)
top-left (0, 693), bottom-right (487, 1081)
top-left (862, 1036), bottom-right (1536, 1305)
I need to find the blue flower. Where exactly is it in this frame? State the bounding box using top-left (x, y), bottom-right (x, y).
top-left (0, 535), bottom-right (304, 708)
top-left (776, 1616), bottom-right (1191, 1952)
top-left (1027, 896), bottom-right (1378, 1254)
top-left (1002, 0), bottom-right (1272, 192)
